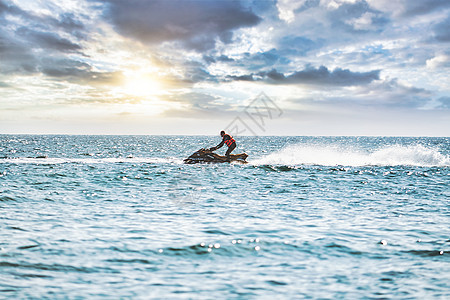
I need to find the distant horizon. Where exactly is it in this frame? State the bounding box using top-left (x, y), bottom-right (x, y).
top-left (1, 132), bottom-right (448, 138)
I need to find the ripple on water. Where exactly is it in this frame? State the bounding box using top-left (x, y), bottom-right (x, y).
top-left (0, 135), bottom-right (448, 299)
top-left (0, 261), bottom-right (109, 273)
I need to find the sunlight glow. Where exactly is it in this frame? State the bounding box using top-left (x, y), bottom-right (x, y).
top-left (122, 72), bottom-right (163, 97)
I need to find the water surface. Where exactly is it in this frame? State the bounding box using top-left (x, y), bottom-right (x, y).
top-left (1, 135), bottom-right (449, 298)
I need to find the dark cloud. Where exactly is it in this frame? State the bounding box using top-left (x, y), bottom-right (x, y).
top-left (0, 31), bottom-right (37, 74)
top-left (203, 54), bottom-right (235, 64)
top-left (0, 3), bottom-right (86, 58)
top-left (100, 0), bottom-right (261, 51)
top-left (433, 16), bottom-right (450, 42)
top-left (226, 74), bottom-right (255, 82)
top-left (227, 66), bottom-right (380, 86)
top-left (0, 0), bottom-right (24, 17)
top-left (17, 27), bottom-right (82, 52)
top-left (39, 58), bottom-right (124, 86)
top-left (183, 65), bottom-right (215, 84)
top-left (0, 0), bottom-right (93, 85)
top-left (0, 0), bottom-right (7, 14)
top-left (400, 0), bottom-right (450, 17)
top-left (40, 58), bottom-right (90, 78)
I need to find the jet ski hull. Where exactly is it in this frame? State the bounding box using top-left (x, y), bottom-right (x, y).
top-left (184, 148), bottom-right (248, 164)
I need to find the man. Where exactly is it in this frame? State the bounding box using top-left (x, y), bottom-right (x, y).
top-left (209, 131), bottom-right (236, 160)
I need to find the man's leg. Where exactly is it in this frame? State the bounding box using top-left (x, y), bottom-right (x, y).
top-left (225, 143), bottom-right (236, 160)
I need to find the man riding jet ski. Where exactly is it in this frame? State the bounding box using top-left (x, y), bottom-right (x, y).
top-left (183, 131), bottom-right (248, 164)
top-left (209, 131), bottom-right (236, 160)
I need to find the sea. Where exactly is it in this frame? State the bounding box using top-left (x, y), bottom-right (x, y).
top-left (0, 135), bottom-right (449, 299)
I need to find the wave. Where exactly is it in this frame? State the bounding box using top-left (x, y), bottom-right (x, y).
top-left (0, 157), bottom-right (183, 165)
top-left (2, 145), bottom-right (448, 167)
top-left (252, 144), bottom-right (450, 167)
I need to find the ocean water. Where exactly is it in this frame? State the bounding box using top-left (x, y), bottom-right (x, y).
top-left (0, 135), bottom-right (449, 299)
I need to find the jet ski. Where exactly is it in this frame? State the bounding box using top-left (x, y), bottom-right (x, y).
top-left (184, 148), bottom-right (248, 164)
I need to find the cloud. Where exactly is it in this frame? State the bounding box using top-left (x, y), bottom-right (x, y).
top-left (0, 0), bottom-right (87, 36)
top-left (327, 1), bottom-right (389, 33)
top-left (1, 0), bottom-right (449, 136)
top-left (366, 0), bottom-right (450, 18)
top-left (0, 1), bottom-right (81, 57)
top-left (277, 36), bottom-right (323, 56)
top-left (426, 54), bottom-right (450, 69)
top-left (242, 49), bottom-right (289, 70)
top-left (100, 0), bottom-right (261, 51)
top-left (351, 79), bottom-right (433, 108)
top-left (0, 2), bottom-right (35, 74)
top-left (398, 0), bottom-right (450, 17)
top-left (268, 0), bottom-right (390, 61)
top-left (181, 63), bottom-right (216, 84)
top-left (160, 92), bottom-right (235, 119)
top-left (0, 32), bottom-right (37, 74)
top-left (16, 27), bottom-right (82, 52)
top-left (437, 97), bottom-right (450, 109)
top-left (39, 58), bottom-right (124, 86)
top-left (0, 81), bottom-right (11, 88)
top-left (285, 77), bottom-right (434, 110)
top-left (227, 65), bottom-right (380, 86)
top-left (276, 0), bottom-right (307, 23)
top-left (345, 11), bottom-right (377, 30)
top-left (0, 0), bottom-right (104, 87)
top-left (203, 54), bottom-right (235, 64)
top-left (47, 12), bottom-right (87, 36)
top-left (433, 16), bottom-right (450, 42)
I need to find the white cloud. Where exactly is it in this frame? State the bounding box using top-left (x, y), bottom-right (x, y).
top-left (426, 54), bottom-right (450, 69)
top-left (366, 0), bottom-right (404, 16)
top-left (320, 0), bottom-right (359, 10)
top-left (346, 12), bottom-right (376, 30)
top-left (276, 0), bottom-right (307, 23)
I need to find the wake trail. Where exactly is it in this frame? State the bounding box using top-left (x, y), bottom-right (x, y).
top-left (0, 157), bottom-right (184, 165)
top-left (251, 144), bottom-right (450, 167)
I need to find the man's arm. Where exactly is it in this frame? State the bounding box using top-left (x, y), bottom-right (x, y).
top-left (210, 139), bottom-right (225, 151)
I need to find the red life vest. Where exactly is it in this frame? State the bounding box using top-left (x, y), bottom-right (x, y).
top-left (224, 134), bottom-right (235, 147)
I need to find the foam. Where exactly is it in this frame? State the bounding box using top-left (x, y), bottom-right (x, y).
top-left (2, 145), bottom-right (448, 167)
top-left (0, 157), bottom-right (183, 165)
top-left (252, 144), bottom-right (450, 167)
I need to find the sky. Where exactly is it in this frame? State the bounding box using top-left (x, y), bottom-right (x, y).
top-left (0, 0), bottom-right (449, 136)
